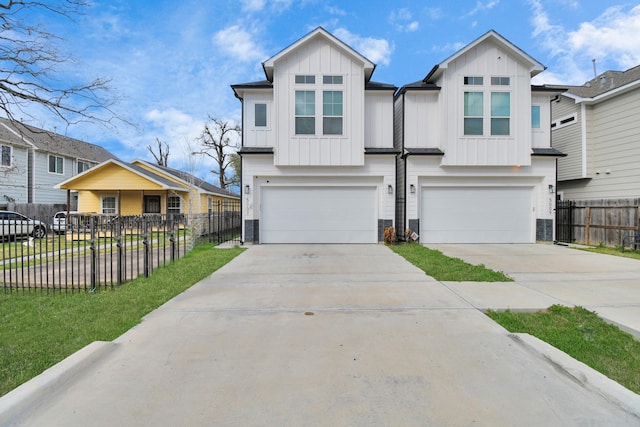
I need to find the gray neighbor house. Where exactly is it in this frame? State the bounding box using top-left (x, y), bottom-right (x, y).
top-left (551, 65), bottom-right (640, 244)
top-left (0, 117), bottom-right (115, 210)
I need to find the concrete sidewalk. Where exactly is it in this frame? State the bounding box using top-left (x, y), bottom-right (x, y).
top-left (430, 243), bottom-right (640, 338)
top-left (2, 244), bottom-right (640, 426)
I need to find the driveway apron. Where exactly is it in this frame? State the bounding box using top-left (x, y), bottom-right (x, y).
top-left (5, 244), bottom-right (640, 426)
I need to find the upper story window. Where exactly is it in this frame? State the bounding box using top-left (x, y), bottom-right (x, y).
top-left (491, 77), bottom-right (510, 86)
top-left (295, 90), bottom-right (315, 134)
top-left (323, 75), bottom-right (343, 84)
top-left (323, 91), bottom-right (343, 135)
top-left (77, 160), bottom-right (91, 174)
top-left (254, 103), bottom-right (267, 127)
top-left (463, 76), bottom-right (511, 136)
top-left (531, 105), bottom-right (541, 129)
top-left (49, 155), bottom-right (64, 174)
top-left (295, 75), bottom-right (315, 84)
top-left (464, 76), bottom-right (483, 85)
top-left (1, 145), bottom-right (10, 167)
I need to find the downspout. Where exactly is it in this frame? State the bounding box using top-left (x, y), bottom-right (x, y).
top-left (580, 103), bottom-right (588, 178)
top-left (239, 97), bottom-right (245, 244)
top-left (402, 93), bottom-right (407, 237)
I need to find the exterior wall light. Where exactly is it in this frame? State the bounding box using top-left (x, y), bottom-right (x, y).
top-left (387, 185), bottom-right (393, 195)
top-left (548, 184), bottom-right (555, 194)
top-left (244, 185), bottom-right (250, 194)
top-left (410, 184), bottom-right (416, 194)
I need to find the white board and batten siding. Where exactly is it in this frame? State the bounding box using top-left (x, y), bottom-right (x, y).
top-left (364, 92), bottom-right (394, 148)
top-left (242, 91), bottom-right (275, 149)
top-left (403, 92), bottom-right (440, 149)
top-left (436, 41), bottom-right (533, 167)
top-left (272, 37), bottom-right (366, 166)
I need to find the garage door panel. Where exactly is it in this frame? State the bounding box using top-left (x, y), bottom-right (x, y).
top-left (261, 186), bottom-right (377, 243)
top-left (421, 187), bottom-right (533, 243)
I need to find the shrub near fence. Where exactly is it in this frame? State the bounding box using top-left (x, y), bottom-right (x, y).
top-left (1, 204), bottom-right (241, 293)
top-left (557, 198), bottom-right (640, 246)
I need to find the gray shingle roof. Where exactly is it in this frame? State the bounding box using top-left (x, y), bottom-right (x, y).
top-left (563, 64), bottom-right (640, 98)
top-left (0, 117), bottom-right (116, 162)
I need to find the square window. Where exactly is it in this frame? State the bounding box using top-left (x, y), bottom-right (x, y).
top-left (491, 118), bottom-right (510, 135)
top-left (77, 161), bottom-right (91, 174)
top-left (464, 118), bottom-right (483, 135)
top-left (295, 117), bottom-right (315, 134)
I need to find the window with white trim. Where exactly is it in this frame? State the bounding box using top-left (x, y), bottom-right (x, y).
top-left (295, 75), bottom-right (315, 84)
top-left (168, 195), bottom-right (181, 214)
top-left (254, 103), bottom-right (267, 127)
top-left (463, 75), bottom-right (512, 136)
top-left (531, 105), bottom-right (541, 129)
top-left (1, 145), bottom-right (10, 167)
top-left (323, 90), bottom-right (343, 135)
top-left (77, 160), bottom-right (91, 174)
top-left (295, 90), bottom-right (315, 134)
top-left (48, 155), bottom-right (64, 174)
top-left (101, 195), bottom-right (117, 215)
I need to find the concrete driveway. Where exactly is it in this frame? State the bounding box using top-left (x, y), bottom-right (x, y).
top-left (429, 243), bottom-right (640, 337)
top-left (3, 244), bottom-right (640, 426)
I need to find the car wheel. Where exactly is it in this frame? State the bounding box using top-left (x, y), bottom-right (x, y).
top-left (32, 225), bottom-right (47, 239)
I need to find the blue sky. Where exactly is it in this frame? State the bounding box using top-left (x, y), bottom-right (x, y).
top-left (16, 0), bottom-right (640, 182)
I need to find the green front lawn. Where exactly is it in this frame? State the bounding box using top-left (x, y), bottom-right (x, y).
top-left (0, 244), bottom-right (244, 397)
top-left (389, 243), bottom-right (512, 281)
top-left (488, 305), bottom-right (640, 394)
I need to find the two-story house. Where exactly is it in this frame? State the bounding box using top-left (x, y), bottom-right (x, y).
top-left (551, 65), bottom-right (640, 202)
top-left (232, 27), bottom-right (398, 243)
top-left (0, 117), bottom-right (115, 208)
top-left (394, 30), bottom-right (565, 243)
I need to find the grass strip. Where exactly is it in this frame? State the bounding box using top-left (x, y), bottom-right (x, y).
top-left (0, 244), bottom-right (244, 397)
top-left (573, 244), bottom-right (640, 260)
top-left (389, 243), bottom-right (511, 281)
top-left (487, 305), bottom-right (640, 394)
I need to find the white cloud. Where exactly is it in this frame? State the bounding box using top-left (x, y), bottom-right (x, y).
top-left (390, 8), bottom-right (420, 32)
top-left (568, 5), bottom-right (640, 69)
top-left (529, 1), bottom-right (640, 85)
top-left (333, 28), bottom-right (394, 66)
top-left (213, 25), bottom-right (266, 63)
top-left (241, 0), bottom-right (265, 12)
top-left (466, 0), bottom-right (501, 17)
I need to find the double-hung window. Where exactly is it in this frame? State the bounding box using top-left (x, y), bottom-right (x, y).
top-left (1, 145), bottom-right (10, 167)
top-left (254, 103), bottom-right (267, 127)
top-left (168, 195), bottom-right (181, 214)
top-left (101, 195), bottom-right (117, 215)
top-left (49, 155), bottom-right (64, 174)
top-left (77, 160), bottom-right (91, 174)
top-left (295, 90), bottom-right (315, 134)
top-left (323, 91), bottom-right (343, 134)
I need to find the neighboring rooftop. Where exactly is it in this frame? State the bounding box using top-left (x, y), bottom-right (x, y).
top-left (563, 64), bottom-right (640, 99)
top-left (0, 117), bottom-right (116, 162)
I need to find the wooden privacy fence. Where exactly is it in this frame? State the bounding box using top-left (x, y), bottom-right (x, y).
top-left (556, 199), bottom-right (640, 246)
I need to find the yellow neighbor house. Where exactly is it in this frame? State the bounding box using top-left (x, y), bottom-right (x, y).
top-left (55, 158), bottom-right (239, 216)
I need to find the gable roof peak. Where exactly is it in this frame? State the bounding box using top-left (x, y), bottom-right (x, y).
top-left (261, 26), bottom-right (376, 82)
top-left (423, 29), bottom-right (545, 83)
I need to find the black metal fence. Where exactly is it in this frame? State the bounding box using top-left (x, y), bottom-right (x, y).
top-left (2, 202), bottom-right (241, 293)
top-left (555, 200), bottom-right (575, 243)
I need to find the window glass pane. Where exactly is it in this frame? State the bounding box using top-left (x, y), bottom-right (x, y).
top-left (168, 196), bottom-right (181, 213)
top-left (464, 76), bottom-right (483, 85)
top-left (295, 91), bottom-right (315, 115)
top-left (323, 117), bottom-right (342, 135)
top-left (323, 91), bottom-right (342, 116)
top-left (255, 103), bottom-right (267, 127)
top-left (491, 92), bottom-right (510, 116)
top-left (295, 117), bottom-right (315, 134)
top-left (295, 75), bottom-right (315, 84)
top-left (531, 105), bottom-right (541, 129)
top-left (102, 196), bottom-right (116, 214)
top-left (49, 156), bottom-right (56, 172)
top-left (491, 77), bottom-right (510, 85)
top-left (464, 92), bottom-right (483, 116)
top-left (57, 157), bottom-right (63, 173)
top-left (1, 146), bottom-right (10, 166)
top-left (464, 118), bottom-right (483, 135)
top-left (491, 118), bottom-right (510, 135)
top-left (323, 75), bottom-right (343, 84)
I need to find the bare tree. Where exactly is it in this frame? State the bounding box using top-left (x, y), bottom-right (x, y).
top-left (147, 138), bottom-right (170, 166)
top-left (194, 116), bottom-right (240, 189)
top-left (0, 1), bottom-right (118, 127)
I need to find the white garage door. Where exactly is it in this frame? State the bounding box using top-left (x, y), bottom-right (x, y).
top-left (261, 186), bottom-right (377, 243)
top-left (420, 186), bottom-right (533, 243)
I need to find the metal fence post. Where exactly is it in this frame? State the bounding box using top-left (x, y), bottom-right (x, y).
top-left (143, 221), bottom-right (150, 278)
top-left (89, 216), bottom-right (97, 292)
